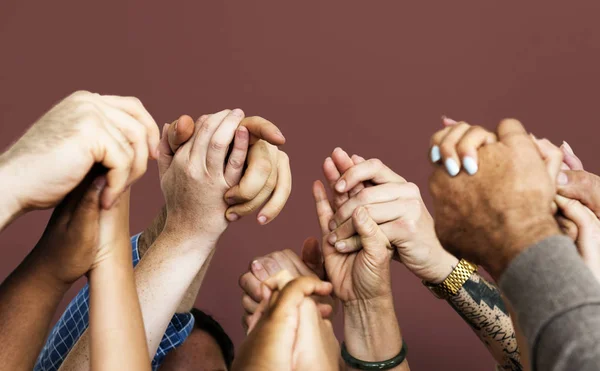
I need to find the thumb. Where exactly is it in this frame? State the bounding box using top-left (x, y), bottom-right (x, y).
top-left (301, 237), bottom-right (325, 280)
top-left (352, 207), bottom-right (392, 256)
top-left (158, 123), bottom-right (173, 177)
top-left (70, 175), bottom-right (105, 231)
top-left (168, 115), bottom-right (195, 153)
top-left (557, 170), bottom-right (600, 218)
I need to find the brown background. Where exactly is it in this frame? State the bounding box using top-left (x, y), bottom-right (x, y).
top-left (1, 1), bottom-right (600, 369)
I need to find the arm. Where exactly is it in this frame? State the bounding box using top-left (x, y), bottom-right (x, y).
top-left (0, 156), bottom-right (24, 231)
top-left (500, 236), bottom-right (600, 371)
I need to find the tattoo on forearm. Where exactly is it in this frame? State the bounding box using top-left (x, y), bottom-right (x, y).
top-left (448, 273), bottom-right (522, 371)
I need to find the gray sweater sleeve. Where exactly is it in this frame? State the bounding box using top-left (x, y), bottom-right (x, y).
top-left (499, 235), bottom-right (600, 371)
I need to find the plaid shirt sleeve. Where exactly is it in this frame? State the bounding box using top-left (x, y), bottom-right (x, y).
top-left (34, 233), bottom-right (195, 371)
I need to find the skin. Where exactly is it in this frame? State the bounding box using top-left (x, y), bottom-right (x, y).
top-left (160, 329), bottom-right (227, 371)
top-left (0, 91), bottom-right (159, 228)
top-left (0, 173), bottom-right (104, 370)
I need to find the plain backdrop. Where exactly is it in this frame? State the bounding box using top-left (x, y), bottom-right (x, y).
top-left (2, 1), bottom-right (600, 370)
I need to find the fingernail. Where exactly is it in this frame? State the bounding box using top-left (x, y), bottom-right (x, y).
top-left (232, 108), bottom-right (244, 116)
top-left (328, 220), bottom-right (337, 231)
top-left (227, 213), bottom-right (239, 221)
top-left (328, 233), bottom-right (337, 245)
top-left (462, 157), bottom-right (478, 175)
top-left (334, 241), bottom-right (347, 251)
top-left (445, 158), bottom-right (460, 177)
top-left (441, 116), bottom-right (458, 125)
top-left (93, 176), bottom-right (107, 191)
top-left (173, 120), bottom-right (178, 133)
top-left (562, 141), bottom-right (575, 156)
top-left (257, 215), bottom-right (267, 224)
top-left (251, 260), bottom-right (269, 281)
top-left (558, 172), bottom-right (568, 186)
top-left (356, 207), bottom-right (367, 222)
top-left (335, 179), bottom-right (346, 192)
top-left (225, 197), bottom-right (236, 205)
top-left (430, 145), bottom-right (441, 163)
top-left (275, 130), bottom-right (285, 140)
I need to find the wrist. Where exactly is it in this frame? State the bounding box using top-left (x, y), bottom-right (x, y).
top-left (24, 249), bottom-right (72, 295)
top-left (414, 243), bottom-right (460, 284)
top-left (488, 216), bottom-right (561, 280)
top-left (0, 157), bottom-right (25, 229)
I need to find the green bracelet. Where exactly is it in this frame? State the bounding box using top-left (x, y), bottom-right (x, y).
top-left (341, 339), bottom-right (408, 370)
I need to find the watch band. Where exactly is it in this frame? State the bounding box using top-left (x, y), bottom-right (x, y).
top-left (423, 259), bottom-right (477, 299)
top-left (341, 339), bottom-right (408, 370)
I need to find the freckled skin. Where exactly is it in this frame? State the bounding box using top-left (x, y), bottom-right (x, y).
top-left (160, 329), bottom-right (227, 371)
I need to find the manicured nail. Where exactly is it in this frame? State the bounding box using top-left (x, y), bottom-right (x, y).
top-left (557, 172), bottom-right (568, 186)
top-left (562, 141), bottom-right (575, 156)
top-left (328, 233), bottom-right (337, 245)
top-left (328, 220), bottom-right (337, 231)
top-left (334, 241), bottom-right (347, 251)
top-left (441, 116), bottom-right (458, 125)
top-left (227, 213), bottom-right (239, 221)
top-left (335, 180), bottom-right (346, 192)
top-left (430, 145), bottom-right (441, 163)
top-left (257, 215), bottom-right (267, 224)
top-left (445, 158), bottom-right (460, 177)
top-left (462, 157), bottom-right (478, 175)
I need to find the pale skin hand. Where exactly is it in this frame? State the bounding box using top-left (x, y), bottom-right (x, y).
top-left (0, 91), bottom-right (159, 230)
top-left (325, 147), bottom-right (522, 369)
top-left (0, 174), bottom-right (104, 371)
top-left (59, 110), bottom-right (250, 370)
top-left (88, 189), bottom-right (149, 371)
top-left (234, 273), bottom-right (338, 371)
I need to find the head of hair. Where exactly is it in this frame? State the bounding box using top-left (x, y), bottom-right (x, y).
top-left (190, 308), bottom-right (234, 368)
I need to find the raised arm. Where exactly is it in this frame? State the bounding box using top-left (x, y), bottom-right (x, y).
top-left (0, 172), bottom-right (104, 370)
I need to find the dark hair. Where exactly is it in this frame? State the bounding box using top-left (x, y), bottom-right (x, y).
top-left (190, 308), bottom-right (234, 368)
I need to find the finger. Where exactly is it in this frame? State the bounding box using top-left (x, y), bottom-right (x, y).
top-left (455, 126), bottom-right (497, 175)
top-left (98, 128), bottom-right (135, 209)
top-left (168, 115), bottom-right (196, 153)
top-left (331, 182), bottom-right (420, 229)
top-left (349, 155), bottom-right (367, 197)
top-left (561, 141), bottom-right (584, 171)
top-left (270, 277), bottom-right (333, 320)
top-left (555, 195), bottom-right (597, 230)
top-left (496, 118), bottom-right (528, 143)
top-left (323, 156), bottom-right (347, 209)
top-left (246, 295), bottom-right (270, 334)
top-left (429, 126), bottom-right (452, 163)
top-left (95, 102), bottom-right (150, 185)
top-left (556, 214), bottom-right (579, 241)
top-left (312, 180), bottom-right (335, 236)
top-left (255, 256), bottom-right (284, 277)
top-left (71, 175), bottom-right (105, 226)
top-left (224, 141), bottom-right (274, 205)
top-left (332, 147), bottom-right (366, 203)
top-left (301, 237), bottom-right (326, 279)
top-left (255, 151), bottom-right (291, 224)
top-left (334, 159), bottom-right (405, 193)
top-left (263, 270), bottom-right (296, 291)
top-left (189, 109), bottom-right (231, 161)
top-left (352, 206), bottom-right (392, 255)
top-left (438, 122), bottom-right (471, 177)
top-left (158, 123), bottom-right (172, 176)
top-left (329, 199), bottom-right (406, 247)
top-left (557, 170), bottom-right (600, 217)
top-left (225, 160), bottom-right (278, 222)
top-left (242, 294), bottom-right (260, 314)
top-left (534, 138), bottom-right (564, 184)
top-left (224, 126), bottom-right (250, 186)
top-left (240, 116), bottom-right (286, 146)
top-left (100, 95), bottom-right (160, 159)
top-left (442, 116), bottom-right (458, 127)
top-left (239, 271), bottom-right (264, 303)
top-left (207, 109), bottom-right (245, 173)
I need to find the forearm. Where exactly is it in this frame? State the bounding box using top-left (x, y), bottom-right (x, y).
top-left (88, 243), bottom-right (149, 371)
top-left (0, 249), bottom-right (69, 369)
top-left (446, 273), bottom-right (522, 370)
top-left (176, 249), bottom-right (215, 312)
top-left (0, 156), bottom-right (24, 231)
top-left (343, 296), bottom-right (409, 371)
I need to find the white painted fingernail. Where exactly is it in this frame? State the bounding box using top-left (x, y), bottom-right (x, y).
top-left (462, 157), bottom-right (478, 175)
top-left (445, 158), bottom-right (460, 177)
top-left (430, 146), bottom-right (441, 163)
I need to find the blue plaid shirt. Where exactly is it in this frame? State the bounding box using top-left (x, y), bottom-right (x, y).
top-left (35, 233), bottom-right (195, 371)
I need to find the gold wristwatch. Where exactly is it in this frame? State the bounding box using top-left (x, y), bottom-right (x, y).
top-left (423, 259), bottom-right (477, 299)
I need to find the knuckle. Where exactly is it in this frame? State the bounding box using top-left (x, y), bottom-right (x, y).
top-left (228, 156), bottom-right (245, 170)
top-left (255, 159), bottom-right (273, 176)
top-left (357, 188), bottom-right (370, 203)
top-left (439, 142), bottom-right (456, 157)
top-left (404, 182), bottom-right (421, 198)
top-left (368, 158), bottom-right (383, 169)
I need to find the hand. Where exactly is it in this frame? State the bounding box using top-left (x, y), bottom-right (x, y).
top-left (0, 91), bottom-right (159, 212)
top-left (158, 114), bottom-right (291, 225)
top-left (429, 119), bottom-right (562, 279)
top-left (31, 169), bottom-right (106, 286)
top-left (314, 178), bottom-right (395, 303)
top-left (234, 272), bottom-right (338, 371)
top-left (325, 148), bottom-right (458, 283)
top-left (160, 109), bottom-right (249, 243)
top-left (238, 239), bottom-right (335, 331)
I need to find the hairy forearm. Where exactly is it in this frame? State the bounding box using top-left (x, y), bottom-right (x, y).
top-left (447, 273), bottom-right (522, 371)
top-left (343, 296), bottom-right (409, 371)
top-left (176, 249), bottom-right (215, 312)
top-left (0, 249), bottom-right (69, 370)
top-left (0, 157), bottom-right (24, 231)
top-left (88, 244), bottom-right (149, 371)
